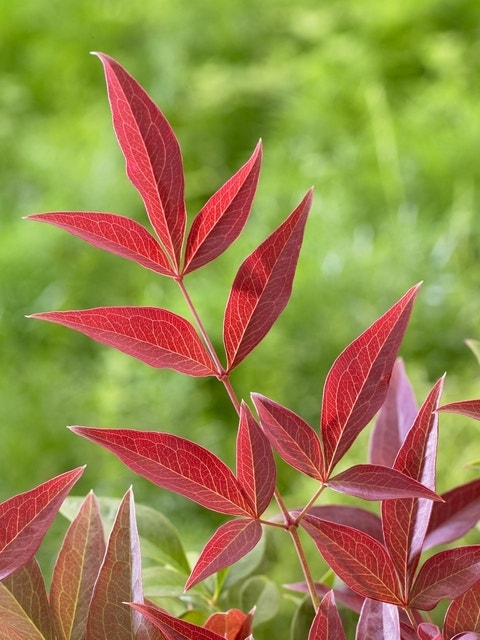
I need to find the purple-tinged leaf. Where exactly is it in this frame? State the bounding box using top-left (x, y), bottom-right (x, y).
top-left (0, 467), bottom-right (84, 580)
top-left (236, 402), bottom-right (276, 517)
top-left (382, 377), bottom-right (444, 594)
top-left (94, 53), bottom-right (186, 270)
top-left (444, 578), bottom-right (480, 637)
top-left (252, 393), bottom-right (324, 481)
top-left (304, 505), bottom-right (383, 543)
top-left (300, 515), bottom-right (403, 605)
top-left (321, 284), bottom-right (421, 474)
top-left (128, 602), bottom-right (224, 640)
top-left (1, 557), bottom-right (54, 640)
top-left (204, 608), bottom-right (254, 640)
top-left (0, 582), bottom-right (45, 640)
top-left (223, 189), bottom-right (312, 371)
top-left (26, 212), bottom-right (173, 276)
top-left (326, 464), bottom-right (442, 501)
top-left (286, 581), bottom-right (364, 614)
top-left (308, 591), bottom-right (346, 640)
top-left (185, 519), bottom-right (261, 590)
top-left (70, 427), bottom-right (256, 517)
top-left (409, 545), bottom-right (480, 610)
top-left (416, 623), bottom-right (443, 640)
top-left (30, 307), bottom-right (216, 377)
top-left (369, 358), bottom-right (418, 466)
top-left (437, 399), bottom-right (480, 421)
top-left (450, 634), bottom-right (480, 640)
top-left (183, 142), bottom-right (262, 274)
top-left (356, 599), bottom-right (400, 640)
top-left (424, 478), bottom-right (480, 550)
top-left (50, 491), bottom-right (106, 640)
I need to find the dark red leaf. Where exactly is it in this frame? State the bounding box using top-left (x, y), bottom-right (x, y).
top-left (70, 427), bottom-right (256, 517)
top-left (327, 464), bottom-right (442, 501)
top-left (320, 284), bottom-right (421, 474)
top-left (223, 189), bottom-right (312, 371)
top-left (303, 505), bottom-right (383, 543)
top-left (382, 377), bottom-right (444, 594)
top-left (444, 578), bottom-right (480, 637)
top-left (50, 491), bottom-right (106, 640)
top-left (183, 142), bottom-right (262, 274)
top-left (94, 53), bottom-right (186, 270)
top-left (424, 478), bottom-right (480, 550)
top-left (30, 307), bottom-right (216, 377)
top-left (308, 591), bottom-right (346, 640)
top-left (26, 211), bottom-right (173, 276)
top-left (369, 358), bottom-right (418, 467)
top-left (437, 399), bottom-right (480, 421)
top-left (204, 608), bottom-right (253, 640)
top-left (416, 623), bottom-right (443, 640)
top-left (0, 467), bottom-right (84, 580)
top-left (409, 545), bottom-right (480, 610)
top-left (300, 514), bottom-right (403, 605)
top-left (128, 603), bottom-right (224, 640)
top-left (252, 393), bottom-right (324, 480)
top-left (356, 599), bottom-right (400, 640)
top-left (186, 519), bottom-right (261, 590)
top-left (236, 402), bottom-right (276, 517)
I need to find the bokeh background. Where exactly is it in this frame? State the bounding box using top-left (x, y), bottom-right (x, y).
top-left (2, 0), bottom-right (480, 632)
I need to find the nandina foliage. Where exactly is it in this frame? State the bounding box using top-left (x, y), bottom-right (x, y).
top-left (3, 52), bottom-right (480, 638)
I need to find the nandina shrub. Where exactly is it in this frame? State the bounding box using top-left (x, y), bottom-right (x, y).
top-left (2, 53), bottom-right (480, 639)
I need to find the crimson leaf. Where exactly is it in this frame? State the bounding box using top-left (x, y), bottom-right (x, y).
top-left (0, 467), bottom-right (84, 580)
top-left (70, 427), bottom-right (256, 517)
top-left (183, 141), bottom-right (262, 274)
top-left (356, 599), bottom-right (400, 640)
top-left (128, 603), bottom-right (224, 640)
top-left (308, 591), bottom-right (346, 640)
top-left (185, 518), bottom-right (262, 589)
top-left (444, 578), bottom-right (480, 637)
top-left (303, 505), bottom-right (383, 543)
top-left (223, 189), bottom-right (312, 371)
top-left (95, 53), bottom-right (186, 270)
top-left (320, 283), bottom-right (421, 474)
top-left (437, 399), bottom-right (480, 421)
top-left (30, 307), bottom-right (216, 377)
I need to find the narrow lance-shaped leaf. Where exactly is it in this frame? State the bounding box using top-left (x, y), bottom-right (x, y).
top-left (355, 599), bottom-right (400, 640)
top-left (185, 519), bottom-right (262, 590)
top-left (183, 141), bottom-right (262, 274)
top-left (26, 212), bottom-right (173, 276)
top-left (369, 358), bottom-right (418, 467)
top-left (223, 189), bottom-right (312, 371)
top-left (70, 427), bottom-right (256, 517)
top-left (437, 399), bottom-right (480, 421)
top-left (128, 603), bottom-right (225, 640)
top-left (30, 307), bottom-right (216, 377)
top-left (444, 578), bottom-right (480, 637)
top-left (320, 283), bottom-right (421, 474)
top-left (50, 491), bottom-right (106, 640)
top-left (308, 591), bottom-right (346, 640)
top-left (381, 376), bottom-right (444, 595)
top-left (0, 466), bottom-right (84, 580)
top-left (94, 53), bottom-right (186, 269)
top-left (236, 402), bottom-right (276, 516)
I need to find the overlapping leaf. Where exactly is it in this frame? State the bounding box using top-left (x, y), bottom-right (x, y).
top-left (95, 53), bottom-right (186, 270)
top-left (204, 608), bottom-right (254, 640)
top-left (308, 591), bottom-right (346, 640)
top-left (129, 603), bottom-right (225, 640)
top-left (355, 599), bottom-right (400, 640)
top-left (70, 427), bottom-right (256, 517)
top-left (444, 578), bottom-right (480, 637)
top-left (30, 307), bottom-right (216, 376)
top-left (320, 284), bottom-right (421, 474)
top-left (302, 505), bottom-right (383, 543)
top-left (183, 142), bottom-right (262, 274)
top-left (0, 467), bottom-right (84, 580)
top-left (437, 399), bottom-right (480, 421)
top-left (0, 582), bottom-right (45, 640)
top-left (223, 189), bottom-right (312, 371)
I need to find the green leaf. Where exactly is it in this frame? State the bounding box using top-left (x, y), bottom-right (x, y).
top-left (142, 566), bottom-right (187, 599)
top-left (239, 575), bottom-right (280, 625)
top-left (290, 595), bottom-right (315, 640)
top-left (466, 339), bottom-right (480, 366)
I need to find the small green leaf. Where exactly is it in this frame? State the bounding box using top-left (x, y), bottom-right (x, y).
top-left (239, 575), bottom-right (280, 625)
top-left (466, 339), bottom-right (480, 366)
top-left (142, 566), bottom-right (187, 599)
top-left (290, 595), bottom-right (315, 640)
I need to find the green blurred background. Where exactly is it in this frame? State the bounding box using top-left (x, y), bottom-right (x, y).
top-left (2, 0), bottom-right (480, 631)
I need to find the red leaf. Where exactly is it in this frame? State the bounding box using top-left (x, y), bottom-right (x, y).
top-left (94, 53), bottom-right (186, 270)
top-left (204, 609), bottom-right (254, 640)
top-left (327, 464), bottom-right (442, 501)
top-left (356, 599), bottom-right (400, 640)
top-left (223, 189), bottom-right (312, 371)
top-left (236, 402), bottom-right (276, 517)
top-left (308, 591), bottom-right (346, 640)
top-left (409, 545), bottom-right (480, 610)
top-left (186, 519), bottom-right (261, 590)
top-left (27, 212), bottom-right (173, 276)
top-left (304, 505), bottom-right (383, 543)
top-left (437, 399), bottom-right (480, 421)
top-left (320, 284), bottom-right (421, 474)
top-left (0, 467), bottom-right (84, 580)
top-left (252, 393), bottom-right (324, 481)
top-left (0, 582), bottom-right (46, 640)
top-left (183, 142), bottom-right (262, 274)
top-left (416, 623), bottom-right (443, 640)
top-left (30, 307), bottom-right (216, 377)
top-left (382, 377), bottom-right (444, 594)
top-left (71, 427), bottom-right (255, 517)
top-left (369, 358), bottom-right (418, 467)
top-left (300, 514), bottom-right (403, 605)
top-left (128, 603), bottom-right (224, 640)
top-left (424, 478), bottom-right (480, 550)
top-left (444, 578), bottom-right (480, 637)
top-left (50, 492), bottom-right (106, 640)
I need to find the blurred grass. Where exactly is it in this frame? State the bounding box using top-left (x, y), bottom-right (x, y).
top-left (2, 0), bottom-right (480, 632)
